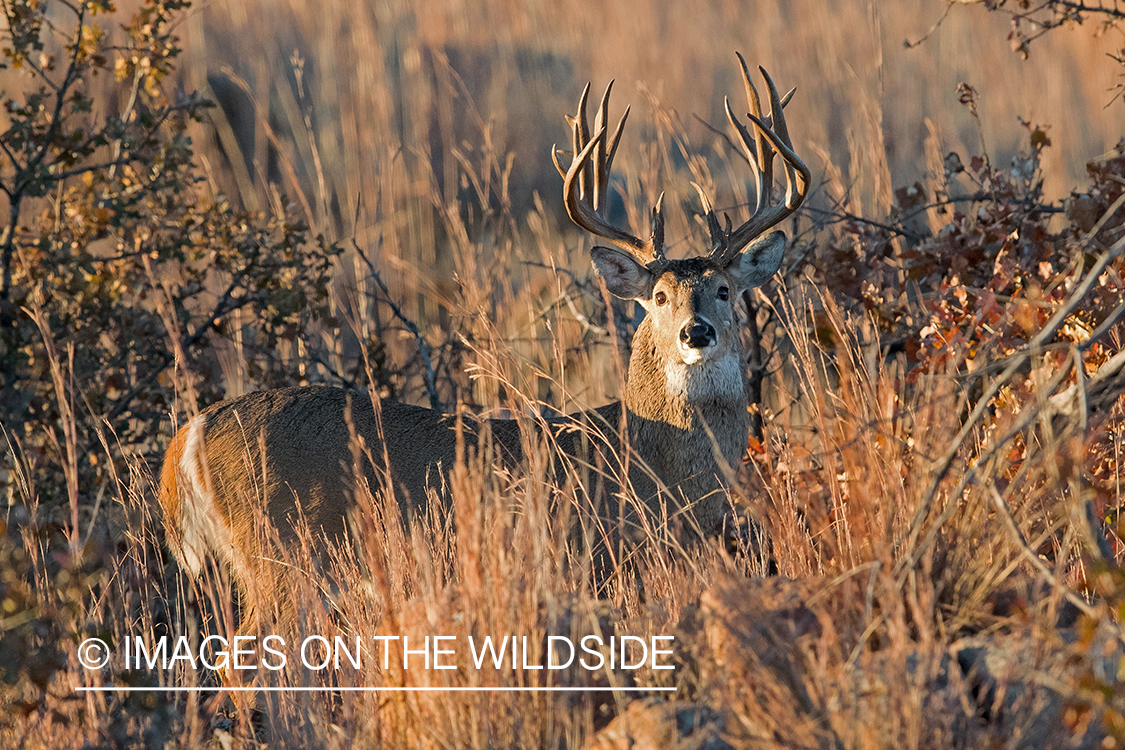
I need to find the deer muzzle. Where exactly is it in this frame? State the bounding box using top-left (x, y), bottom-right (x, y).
top-left (679, 319), bottom-right (717, 350)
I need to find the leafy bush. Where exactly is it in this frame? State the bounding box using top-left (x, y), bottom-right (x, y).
top-left (1, 0), bottom-right (340, 518)
top-left (1, 2), bottom-right (337, 742)
top-left (4, 0), bottom-right (1125, 747)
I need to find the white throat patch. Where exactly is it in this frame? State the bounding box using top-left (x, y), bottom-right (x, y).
top-left (680, 346), bottom-right (706, 365)
top-left (664, 352), bottom-right (745, 404)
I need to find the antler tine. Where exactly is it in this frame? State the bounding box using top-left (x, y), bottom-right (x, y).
top-left (592, 82), bottom-right (632, 217)
top-left (651, 192), bottom-right (666, 261)
top-left (691, 181), bottom-right (726, 253)
top-left (574, 83), bottom-right (592, 204)
top-left (592, 82), bottom-right (612, 212)
top-left (736, 52), bottom-right (774, 212)
top-left (552, 140), bottom-right (568, 180)
top-left (759, 66), bottom-right (803, 208)
top-left (746, 110), bottom-right (809, 210)
top-left (562, 126), bottom-right (651, 260)
top-left (559, 81), bottom-right (664, 265)
top-left (711, 58), bottom-right (810, 265)
top-left (724, 96), bottom-right (764, 215)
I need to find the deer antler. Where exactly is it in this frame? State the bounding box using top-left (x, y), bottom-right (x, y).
top-left (554, 82), bottom-right (666, 266)
top-left (699, 53), bottom-right (810, 267)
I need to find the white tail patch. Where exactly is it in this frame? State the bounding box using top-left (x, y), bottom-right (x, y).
top-left (175, 417), bottom-right (234, 578)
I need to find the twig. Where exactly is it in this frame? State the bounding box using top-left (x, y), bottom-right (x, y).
top-left (895, 212), bottom-right (1125, 579)
top-left (899, 347), bottom-right (1080, 585)
top-left (904, 1), bottom-right (955, 49)
top-left (743, 289), bottom-right (766, 442)
top-left (107, 252), bottom-right (272, 422)
top-left (987, 483), bottom-right (1105, 624)
top-left (802, 205), bottom-right (923, 241)
top-left (1080, 299), bottom-right (1125, 354)
top-left (903, 192), bottom-right (1063, 222)
top-left (350, 238), bottom-right (442, 411)
top-left (1049, 348), bottom-right (1125, 431)
top-left (692, 113), bottom-right (751, 169)
top-left (0, 2), bottom-right (87, 302)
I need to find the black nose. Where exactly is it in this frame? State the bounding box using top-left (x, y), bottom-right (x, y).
top-left (679, 320), bottom-right (716, 349)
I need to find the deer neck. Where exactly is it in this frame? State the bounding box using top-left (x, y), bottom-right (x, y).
top-left (622, 319), bottom-right (749, 462)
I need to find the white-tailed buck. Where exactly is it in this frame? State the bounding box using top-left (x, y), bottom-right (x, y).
top-left (158, 54), bottom-right (808, 624)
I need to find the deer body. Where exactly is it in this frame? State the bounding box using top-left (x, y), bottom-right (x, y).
top-left (157, 54), bottom-right (808, 625)
top-left (159, 275), bottom-right (757, 584)
top-left (159, 388), bottom-right (485, 581)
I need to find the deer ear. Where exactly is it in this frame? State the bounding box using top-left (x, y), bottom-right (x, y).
top-left (729, 231), bottom-right (785, 289)
top-left (591, 246), bottom-right (652, 300)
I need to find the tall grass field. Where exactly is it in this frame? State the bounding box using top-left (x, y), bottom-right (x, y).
top-left (3, 0), bottom-right (1125, 747)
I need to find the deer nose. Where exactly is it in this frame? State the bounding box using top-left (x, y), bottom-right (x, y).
top-left (679, 319), bottom-right (716, 349)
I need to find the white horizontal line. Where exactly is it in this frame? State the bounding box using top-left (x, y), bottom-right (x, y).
top-left (76, 686), bottom-right (677, 693)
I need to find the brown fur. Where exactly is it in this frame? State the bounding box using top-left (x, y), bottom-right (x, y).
top-left (157, 425), bottom-right (187, 554)
top-left (156, 232), bottom-right (785, 631)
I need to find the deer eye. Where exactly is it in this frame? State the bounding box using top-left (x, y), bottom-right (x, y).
top-left (717, 286), bottom-right (729, 301)
top-left (654, 291), bottom-right (668, 306)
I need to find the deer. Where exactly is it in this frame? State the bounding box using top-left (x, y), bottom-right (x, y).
top-left (157, 53), bottom-right (809, 630)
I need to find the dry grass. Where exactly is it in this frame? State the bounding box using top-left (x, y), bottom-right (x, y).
top-left (168, 0), bottom-right (1125, 411)
top-left (5, 0), bottom-right (1125, 747)
top-left (180, 0), bottom-right (1121, 220)
top-left (18, 288), bottom-right (1112, 748)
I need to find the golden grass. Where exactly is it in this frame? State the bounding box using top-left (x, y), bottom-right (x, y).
top-left (166, 0), bottom-right (1125, 414)
top-left (5, 0), bottom-right (1125, 746)
top-left (181, 0), bottom-right (1120, 220)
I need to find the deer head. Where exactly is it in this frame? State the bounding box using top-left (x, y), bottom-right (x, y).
top-left (554, 54), bottom-right (809, 411)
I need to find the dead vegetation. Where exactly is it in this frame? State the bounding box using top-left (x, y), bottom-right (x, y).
top-left (4, 0), bottom-right (1125, 747)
